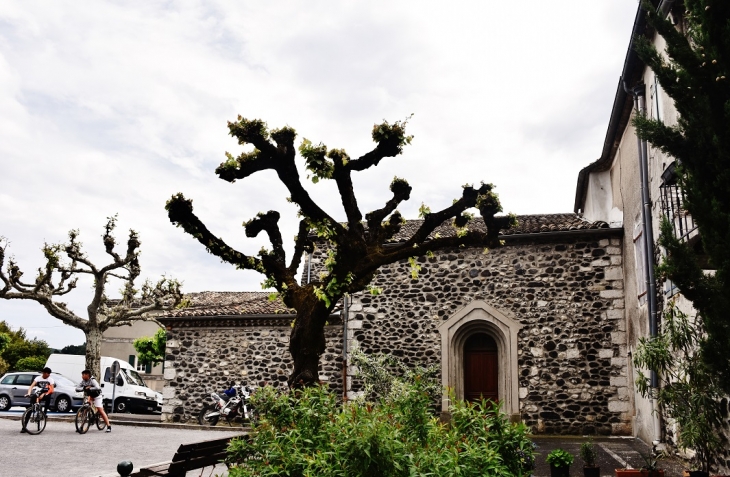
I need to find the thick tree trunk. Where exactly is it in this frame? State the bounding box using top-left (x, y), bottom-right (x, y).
top-left (287, 298), bottom-right (330, 388)
top-left (85, 326), bottom-right (103, 380)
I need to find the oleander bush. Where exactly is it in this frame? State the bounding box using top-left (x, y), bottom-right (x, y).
top-left (226, 353), bottom-right (535, 477)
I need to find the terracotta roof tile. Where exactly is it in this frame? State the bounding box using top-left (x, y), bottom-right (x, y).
top-left (388, 213), bottom-right (608, 242)
top-left (163, 291), bottom-right (295, 318)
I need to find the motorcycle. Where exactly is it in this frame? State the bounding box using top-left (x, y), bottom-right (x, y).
top-left (197, 384), bottom-right (257, 427)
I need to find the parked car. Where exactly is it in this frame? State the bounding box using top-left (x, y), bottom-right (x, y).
top-left (0, 371), bottom-right (84, 412)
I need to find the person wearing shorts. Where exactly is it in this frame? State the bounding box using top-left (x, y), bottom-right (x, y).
top-left (76, 369), bottom-right (111, 433)
top-left (21, 367), bottom-right (55, 433)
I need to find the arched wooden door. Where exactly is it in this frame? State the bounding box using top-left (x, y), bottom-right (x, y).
top-left (463, 333), bottom-right (498, 403)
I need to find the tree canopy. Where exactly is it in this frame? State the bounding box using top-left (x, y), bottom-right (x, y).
top-left (633, 0), bottom-right (730, 390)
top-left (0, 321), bottom-right (51, 374)
top-left (167, 116), bottom-right (514, 387)
top-left (0, 216), bottom-right (183, 377)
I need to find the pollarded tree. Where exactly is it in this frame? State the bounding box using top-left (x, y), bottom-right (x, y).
top-left (166, 116), bottom-right (514, 388)
top-left (0, 216), bottom-right (183, 377)
top-left (633, 1), bottom-right (730, 389)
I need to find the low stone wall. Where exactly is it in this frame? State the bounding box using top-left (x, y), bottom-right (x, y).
top-left (160, 320), bottom-right (343, 423)
top-left (344, 233), bottom-right (632, 435)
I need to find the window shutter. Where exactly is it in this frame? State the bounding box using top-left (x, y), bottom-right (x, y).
top-left (128, 355), bottom-right (136, 367)
top-left (145, 362), bottom-right (152, 374)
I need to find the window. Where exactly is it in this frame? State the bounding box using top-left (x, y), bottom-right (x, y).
top-left (634, 220), bottom-right (648, 305)
top-left (652, 74), bottom-right (664, 123)
top-left (0, 375), bottom-right (16, 385)
top-left (15, 374), bottom-right (34, 386)
top-left (129, 355), bottom-right (152, 374)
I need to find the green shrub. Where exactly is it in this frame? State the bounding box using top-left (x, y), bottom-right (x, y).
top-left (579, 439), bottom-right (597, 466)
top-left (227, 353), bottom-right (535, 477)
top-left (546, 448), bottom-right (574, 468)
top-left (15, 356), bottom-right (47, 372)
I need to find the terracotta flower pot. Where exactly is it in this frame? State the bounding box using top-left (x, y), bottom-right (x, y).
top-left (615, 470), bottom-right (665, 477)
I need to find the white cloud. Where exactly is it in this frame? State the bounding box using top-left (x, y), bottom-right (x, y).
top-left (0, 0), bottom-right (639, 347)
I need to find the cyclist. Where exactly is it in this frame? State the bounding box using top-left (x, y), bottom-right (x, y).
top-left (21, 367), bottom-right (55, 433)
top-left (76, 369), bottom-right (111, 433)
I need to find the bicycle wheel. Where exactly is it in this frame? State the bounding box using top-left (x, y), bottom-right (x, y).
top-left (25, 407), bottom-right (47, 435)
top-left (75, 406), bottom-right (91, 434)
top-left (95, 411), bottom-right (107, 431)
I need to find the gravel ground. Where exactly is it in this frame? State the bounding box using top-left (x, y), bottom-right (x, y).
top-left (0, 416), bottom-right (242, 477)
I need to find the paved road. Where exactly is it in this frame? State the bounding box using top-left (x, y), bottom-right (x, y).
top-left (0, 415), bottom-right (242, 477)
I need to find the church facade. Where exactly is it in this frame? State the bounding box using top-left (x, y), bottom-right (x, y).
top-left (160, 214), bottom-right (633, 436)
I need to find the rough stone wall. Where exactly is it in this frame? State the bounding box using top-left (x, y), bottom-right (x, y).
top-left (162, 325), bottom-right (343, 422)
top-left (344, 234), bottom-right (632, 435)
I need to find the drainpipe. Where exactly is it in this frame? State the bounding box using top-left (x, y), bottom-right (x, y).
top-left (306, 251), bottom-right (312, 284)
top-left (625, 80), bottom-right (662, 442)
top-left (342, 294), bottom-right (349, 400)
top-left (657, 0), bottom-right (676, 18)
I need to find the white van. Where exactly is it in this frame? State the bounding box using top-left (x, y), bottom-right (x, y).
top-left (45, 354), bottom-right (163, 414)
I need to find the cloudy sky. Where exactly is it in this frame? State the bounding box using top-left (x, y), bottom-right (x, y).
top-left (0, 1), bottom-right (639, 348)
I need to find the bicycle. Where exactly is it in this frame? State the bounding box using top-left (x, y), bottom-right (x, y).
top-left (21, 388), bottom-right (48, 435)
top-left (75, 394), bottom-right (107, 434)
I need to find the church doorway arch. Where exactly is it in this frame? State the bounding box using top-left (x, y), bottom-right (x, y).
top-left (437, 300), bottom-right (522, 420)
top-left (463, 333), bottom-right (499, 403)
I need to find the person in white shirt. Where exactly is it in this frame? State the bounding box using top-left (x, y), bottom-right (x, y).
top-left (21, 367), bottom-right (55, 433)
top-left (76, 369), bottom-right (111, 432)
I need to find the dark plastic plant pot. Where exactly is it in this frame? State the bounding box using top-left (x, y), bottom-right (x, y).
top-left (550, 464), bottom-right (571, 477)
top-left (584, 466), bottom-right (600, 477)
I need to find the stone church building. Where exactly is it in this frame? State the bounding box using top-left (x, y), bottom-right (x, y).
top-left (160, 214), bottom-right (632, 436)
top-left (159, 5), bottom-right (730, 467)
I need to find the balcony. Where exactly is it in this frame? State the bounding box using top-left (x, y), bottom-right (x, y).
top-left (659, 161), bottom-right (698, 244)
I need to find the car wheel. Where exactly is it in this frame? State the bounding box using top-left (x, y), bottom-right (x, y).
top-left (55, 395), bottom-right (71, 413)
top-left (0, 395), bottom-right (10, 411)
top-left (114, 399), bottom-right (127, 413)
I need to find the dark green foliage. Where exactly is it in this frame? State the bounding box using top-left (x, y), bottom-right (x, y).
top-left (633, 0), bottom-right (730, 390)
top-left (226, 353), bottom-right (535, 477)
top-left (15, 356), bottom-right (47, 372)
top-left (227, 385), bottom-right (535, 477)
top-left (546, 449), bottom-right (574, 469)
top-left (0, 321), bottom-right (51, 372)
top-left (633, 303), bottom-right (722, 472)
top-left (133, 329), bottom-right (166, 366)
top-left (580, 439), bottom-right (597, 467)
top-left (60, 342), bottom-right (86, 355)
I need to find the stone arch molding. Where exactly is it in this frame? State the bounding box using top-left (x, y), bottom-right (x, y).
top-left (437, 300), bottom-right (522, 419)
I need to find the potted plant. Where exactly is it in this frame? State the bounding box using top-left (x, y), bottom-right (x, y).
top-left (580, 439), bottom-right (600, 477)
top-left (633, 302), bottom-right (723, 476)
top-left (546, 448), bottom-right (573, 477)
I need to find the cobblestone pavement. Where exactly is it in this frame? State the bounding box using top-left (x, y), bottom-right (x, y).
top-left (0, 416), bottom-right (242, 476)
